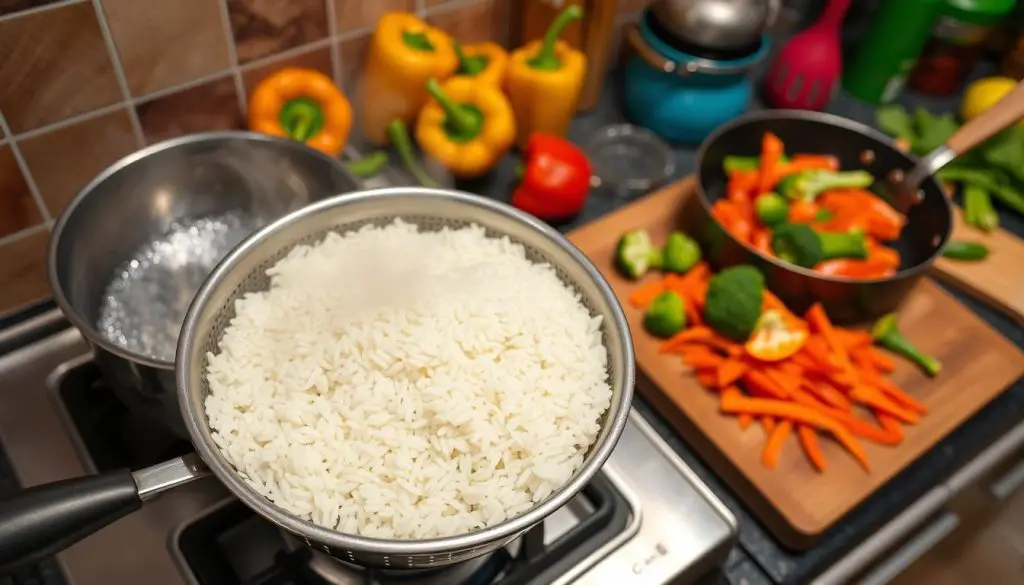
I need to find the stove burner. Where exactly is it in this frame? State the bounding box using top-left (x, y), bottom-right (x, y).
top-left (56, 362), bottom-right (192, 472)
top-left (176, 475), bottom-right (629, 585)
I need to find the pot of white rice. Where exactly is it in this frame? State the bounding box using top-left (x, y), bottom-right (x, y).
top-left (0, 187), bottom-right (634, 572)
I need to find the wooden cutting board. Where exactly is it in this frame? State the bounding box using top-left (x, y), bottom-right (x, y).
top-left (568, 178), bottom-right (1024, 549)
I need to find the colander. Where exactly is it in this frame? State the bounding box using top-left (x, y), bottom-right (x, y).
top-left (0, 187), bottom-right (635, 573)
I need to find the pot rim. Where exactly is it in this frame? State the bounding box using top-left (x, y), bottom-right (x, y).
top-left (47, 131), bottom-right (351, 370)
top-left (694, 109), bottom-right (954, 285)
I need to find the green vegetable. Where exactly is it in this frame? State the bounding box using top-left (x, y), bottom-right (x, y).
top-left (814, 209), bottom-right (835, 222)
top-left (615, 229), bottom-right (663, 279)
top-left (872, 313), bottom-right (942, 377)
top-left (875, 105), bottom-right (960, 156)
top-left (754, 193), bottom-right (789, 226)
top-left (981, 126), bottom-right (1024, 184)
top-left (345, 150), bottom-right (389, 178)
top-left (938, 168), bottom-right (1024, 215)
top-left (662, 231), bottom-right (701, 273)
top-left (723, 154), bottom-right (789, 173)
top-left (876, 104), bottom-right (915, 141)
top-left (962, 184), bottom-right (999, 232)
top-left (704, 265), bottom-right (765, 342)
top-left (643, 291), bottom-right (687, 338)
top-left (777, 170), bottom-right (875, 203)
top-left (771, 224), bottom-right (868, 268)
top-left (942, 240), bottom-right (989, 261)
top-left (388, 120), bottom-right (440, 187)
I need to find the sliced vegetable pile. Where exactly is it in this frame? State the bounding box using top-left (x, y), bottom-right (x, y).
top-left (617, 230), bottom-right (943, 472)
top-left (714, 132), bottom-right (907, 279)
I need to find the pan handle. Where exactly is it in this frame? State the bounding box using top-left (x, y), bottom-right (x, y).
top-left (0, 455), bottom-right (207, 574)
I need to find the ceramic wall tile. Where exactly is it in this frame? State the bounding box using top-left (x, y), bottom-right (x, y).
top-left (241, 44), bottom-right (333, 101)
top-left (136, 76), bottom-right (243, 144)
top-left (0, 146), bottom-right (43, 238)
top-left (18, 109), bottom-right (138, 216)
top-left (227, 0), bottom-right (329, 64)
top-left (333, 0), bottom-right (415, 34)
top-left (0, 0), bottom-right (66, 18)
top-left (0, 229), bottom-right (51, 317)
top-left (0, 2), bottom-right (121, 132)
top-left (102, 0), bottom-right (232, 96)
top-left (338, 34), bottom-right (372, 96)
top-left (426, 0), bottom-right (506, 46)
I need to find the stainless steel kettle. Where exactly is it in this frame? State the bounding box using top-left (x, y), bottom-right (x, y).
top-left (649, 0), bottom-right (781, 51)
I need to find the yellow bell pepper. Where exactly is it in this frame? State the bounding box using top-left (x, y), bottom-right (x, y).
top-left (506, 5), bottom-right (587, 148)
top-left (359, 12), bottom-right (458, 146)
top-left (452, 41), bottom-right (508, 87)
top-left (248, 67), bottom-right (352, 156)
top-left (415, 77), bottom-right (515, 178)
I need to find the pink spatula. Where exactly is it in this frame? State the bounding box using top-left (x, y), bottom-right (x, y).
top-left (763, 0), bottom-right (852, 110)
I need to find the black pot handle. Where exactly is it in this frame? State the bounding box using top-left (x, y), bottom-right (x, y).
top-left (0, 469), bottom-right (141, 574)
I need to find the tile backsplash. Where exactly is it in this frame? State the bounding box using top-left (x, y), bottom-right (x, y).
top-left (0, 0), bottom-right (650, 318)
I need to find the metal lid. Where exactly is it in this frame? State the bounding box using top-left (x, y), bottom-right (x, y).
top-left (649, 0), bottom-right (780, 51)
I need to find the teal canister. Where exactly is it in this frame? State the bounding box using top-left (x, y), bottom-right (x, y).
top-left (843, 0), bottom-right (946, 104)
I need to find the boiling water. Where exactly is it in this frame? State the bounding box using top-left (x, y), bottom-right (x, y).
top-left (97, 212), bottom-right (259, 362)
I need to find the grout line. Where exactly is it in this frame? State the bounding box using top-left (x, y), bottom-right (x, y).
top-left (90, 0), bottom-right (145, 148)
top-left (324, 0), bottom-right (343, 89)
top-left (0, 223), bottom-right (50, 249)
top-left (215, 0), bottom-right (248, 117)
top-left (416, 0), bottom-right (427, 17)
top-left (0, 0), bottom-right (85, 24)
top-left (238, 36), bottom-right (335, 72)
top-left (423, 0), bottom-right (481, 17)
top-left (336, 27), bottom-right (374, 42)
top-left (0, 112), bottom-right (51, 222)
top-left (12, 101), bottom-right (130, 142)
top-left (132, 69), bottom-right (236, 104)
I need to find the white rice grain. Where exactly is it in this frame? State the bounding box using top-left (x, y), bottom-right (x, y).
top-left (205, 220), bottom-right (612, 539)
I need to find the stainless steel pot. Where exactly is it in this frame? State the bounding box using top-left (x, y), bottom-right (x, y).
top-left (649, 0), bottom-right (780, 51)
top-left (0, 187), bottom-right (635, 573)
top-left (48, 132), bottom-right (359, 436)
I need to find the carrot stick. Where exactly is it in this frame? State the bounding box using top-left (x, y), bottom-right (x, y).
top-left (758, 132), bottom-right (785, 194)
top-left (659, 326), bottom-right (714, 353)
top-left (797, 426), bottom-right (827, 472)
top-left (628, 279), bottom-right (666, 309)
top-left (682, 350), bottom-right (727, 370)
top-left (806, 304), bottom-right (854, 373)
top-left (718, 359), bottom-right (749, 388)
top-left (865, 347), bottom-right (897, 373)
top-left (762, 420), bottom-right (793, 469)
top-left (803, 380), bottom-right (853, 412)
top-left (681, 294), bottom-right (703, 327)
top-left (743, 370), bottom-right (790, 399)
top-left (761, 416), bottom-right (777, 434)
top-left (850, 386), bottom-right (920, 424)
top-left (738, 414), bottom-right (754, 429)
top-left (696, 371), bottom-right (718, 388)
top-left (720, 393), bottom-right (871, 470)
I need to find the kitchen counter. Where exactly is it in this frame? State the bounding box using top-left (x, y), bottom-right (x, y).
top-left (447, 72), bottom-right (1024, 584)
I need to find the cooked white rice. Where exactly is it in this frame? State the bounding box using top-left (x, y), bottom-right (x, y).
top-left (204, 219), bottom-right (612, 539)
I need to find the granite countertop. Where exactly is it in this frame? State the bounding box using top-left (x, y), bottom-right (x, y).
top-left (451, 71), bottom-right (1024, 584)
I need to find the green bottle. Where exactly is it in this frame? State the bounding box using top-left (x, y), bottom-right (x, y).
top-left (844, 0), bottom-right (946, 104)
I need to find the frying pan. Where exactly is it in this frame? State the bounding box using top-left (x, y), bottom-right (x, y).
top-left (688, 109), bottom-right (957, 323)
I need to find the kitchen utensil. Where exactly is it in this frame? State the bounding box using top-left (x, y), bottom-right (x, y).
top-left (518, 0), bottom-right (619, 111)
top-left (48, 132), bottom-right (359, 437)
top-left (763, 0), bottom-right (852, 111)
top-left (624, 8), bottom-right (770, 144)
top-left (584, 124), bottom-right (676, 199)
top-left (842, 0), bottom-right (945, 104)
top-left (648, 0), bottom-right (781, 53)
top-left (568, 178), bottom-right (1024, 549)
top-left (887, 79), bottom-right (1024, 213)
top-left (0, 187), bottom-right (636, 573)
top-left (693, 109), bottom-right (953, 323)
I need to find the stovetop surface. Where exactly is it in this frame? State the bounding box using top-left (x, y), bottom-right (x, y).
top-left (0, 312), bottom-right (736, 585)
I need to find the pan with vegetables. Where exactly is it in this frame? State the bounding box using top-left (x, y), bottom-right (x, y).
top-left (690, 110), bottom-right (954, 323)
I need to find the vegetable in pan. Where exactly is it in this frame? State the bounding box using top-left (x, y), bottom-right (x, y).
top-left (714, 131), bottom-right (913, 279)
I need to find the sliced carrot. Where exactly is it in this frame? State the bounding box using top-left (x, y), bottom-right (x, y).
top-left (738, 414), bottom-right (755, 429)
top-left (834, 329), bottom-right (872, 351)
top-left (696, 371), bottom-right (719, 388)
top-left (718, 359), bottom-right (749, 388)
top-left (743, 370), bottom-right (790, 399)
top-left (682, 351), bottom-right (726, 370)
top-left (875, 411), bottom-right (904, 441)
top-left (860, 370), bottom-right (927, 415)
top-left (681, 294), bottom-right (703, 327)
top-left (762, 420), bottom-right (793, 469)
top-left (803, 379), bottom-right (853, 412)
top-left (628, 279), bottom-right (666, 309)
top-left (788, 200), bottom-right (820, 224)
top-left (797, 426), bottom-right (827, 472)
top-left (761, 416), bottom-right (777, 434)
top-left (806, 303), bottom-right (854, 373)
top-left (659, 326), bottom-right (714, 353)
top-left (864, 347), bottom-right (897, 373)
top-left (758, 132), bottom-right (785, 194)
top-left (850, 385), bottom-right (920, 425)
top-left (720, 393), bottom-right (871, 471)
top-left (752, 228), bottom-right (774, 256)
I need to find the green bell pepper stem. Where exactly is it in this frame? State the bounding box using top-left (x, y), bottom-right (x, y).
top-left (387, 120), bottom-right (439, 187)
top-left (346, 150), bottom-right (389, 179)
top-left (425, 78), bottom-right (482, 139)
top-left (402, 30), bottom-right (434, 52)
top-left (528, 5), bottom-right (583, 70)
top-left (280, 98), bottom-right (324, 142)
top-left (453, 40), bottom-right (488, 76)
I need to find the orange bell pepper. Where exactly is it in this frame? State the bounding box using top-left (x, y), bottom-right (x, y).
top-left (247, 68), bottom-right (352, 156)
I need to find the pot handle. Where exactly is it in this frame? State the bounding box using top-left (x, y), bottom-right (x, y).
top-left (0, 455), bottom-right (207, 574)
top-left (0, 469), bottom-right (141, 574)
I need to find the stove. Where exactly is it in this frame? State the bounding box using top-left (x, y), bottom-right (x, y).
top-left (0, 310), bottom-right (737, 585)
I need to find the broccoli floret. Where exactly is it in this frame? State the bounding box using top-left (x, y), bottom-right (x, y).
top-left (771, 224), bottom-right (868, 268)
top-left (643, 291), bottom-right (687, 338)
top-left (754, 193), bottom-right (789, 226)
top-left (722, 154), bottom-right (790, 173)
top-left (616, 229), bottom-right (663, 279)
top-left (704, 265), bottom-right (765, 342)
top-left (662, 231), bottom-right (701, 273)
top-left (777, 170), bottom-right (874, 203)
